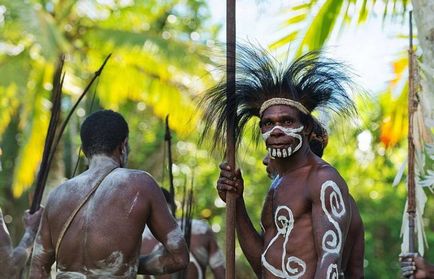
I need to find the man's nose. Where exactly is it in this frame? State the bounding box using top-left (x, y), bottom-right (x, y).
top-left (270, 126), bottom-right (284, 137)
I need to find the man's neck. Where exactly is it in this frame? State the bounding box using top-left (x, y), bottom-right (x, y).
top-left (88, 154), bottom-right (120, 171)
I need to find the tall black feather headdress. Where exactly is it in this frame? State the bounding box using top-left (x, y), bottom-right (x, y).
top-left (200, 44), bottom-right (357, 151)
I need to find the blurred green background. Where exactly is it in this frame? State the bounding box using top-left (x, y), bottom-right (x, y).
top-left (0, 0), bottom-right (433, 278)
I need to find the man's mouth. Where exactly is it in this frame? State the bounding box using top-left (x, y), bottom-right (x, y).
top-left (268, 146), bottom-right (292, 158)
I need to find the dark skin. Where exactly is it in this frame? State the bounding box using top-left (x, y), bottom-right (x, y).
top-left (0, 208), bottom-right (43, 279)
top-left (30, 139), bottom-right (189, 278)
top-left (263, 155), bottom-right (364, 279)
top-left (141, 218), bottom-right (225, 279)
top-left (400, 253), bottom-right (434, 278)
top-left (217, 105), bottom-right (352, 278)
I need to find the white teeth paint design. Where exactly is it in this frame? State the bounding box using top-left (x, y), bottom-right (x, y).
top-left (272, 149), bottom-right (277, 157)
top-left (268, 148), bottom-right (275, 159)
top-left (262, 125), bottom-right (304, 158)
top-left (276, 149), bottom-right (282, 158)
top-left (282, 149), bottom-right (287, 157)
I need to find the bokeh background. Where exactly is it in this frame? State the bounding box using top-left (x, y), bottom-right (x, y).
top-left (0, 0), bottom-right (433, 278)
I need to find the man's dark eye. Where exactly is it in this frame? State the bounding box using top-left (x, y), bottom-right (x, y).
top-left (284, 120), bottom-right (293, 125)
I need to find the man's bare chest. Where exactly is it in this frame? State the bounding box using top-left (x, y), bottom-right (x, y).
top-left (261, 177), bottom-right (311, 231)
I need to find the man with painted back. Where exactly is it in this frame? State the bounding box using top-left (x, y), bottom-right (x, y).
top-left (30, 110), bottom-right (189, 278)
top-left (201, 45), bottom-right (361, 278)
top-left (140, 188), bottom-right (225, 279)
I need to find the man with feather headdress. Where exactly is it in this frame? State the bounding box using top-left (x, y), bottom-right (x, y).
top-left (201, 45), bottom-right (364, 278)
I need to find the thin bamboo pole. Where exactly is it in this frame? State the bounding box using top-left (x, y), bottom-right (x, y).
top-left (407, 11), bottom-right (418, 279)
top-left (226, 0), bottom-right (236, 278)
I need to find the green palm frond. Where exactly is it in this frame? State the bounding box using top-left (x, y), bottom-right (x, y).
top-left (271, 0), bottom-right (409, 56)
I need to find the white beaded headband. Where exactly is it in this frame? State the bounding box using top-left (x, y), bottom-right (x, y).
top-left (259, 98), bottom-right (310, 116)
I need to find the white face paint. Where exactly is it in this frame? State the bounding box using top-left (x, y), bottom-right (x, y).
top-left (320, 180), bottom-right (346, 262)
top-left (261, 206), bottom-right (306, 278)
top-left (262, 126), bottom-right (304, 159)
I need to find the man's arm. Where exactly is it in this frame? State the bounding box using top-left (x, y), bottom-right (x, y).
top-left (29, 207), bottom-right (55, 279)
top-left (310, 168), bottom-right (351, 278)
top-left (206, 229), bottom-right (225, 279)
top-left (11, 208), bottom-right (43, 269)
top-left (400, 253), bottom-right (434, 279)
top-left (217, 162), bottom-right (263, 277)
top-left (138, 176), bottom-right (189, 275)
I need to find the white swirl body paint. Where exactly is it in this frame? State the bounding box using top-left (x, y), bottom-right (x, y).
top-left (261, 126), bottom-right (304, 159)
top-left (261, 206), bottom-right (306, 278)
top-left (320, 180), bottom-right (346, 262)
top-left (190, 252), bottom-right (203, 279)
top-left (326, 264), bottom-right (339, 279)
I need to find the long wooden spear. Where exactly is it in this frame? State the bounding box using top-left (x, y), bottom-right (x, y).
top-left (30, 55), bottom-right (65, 213)
top-left (407, 11), bottom-right (418, 271)
top-left (30, 54), bottom-right (112, 213)
top-left (165, 115), bottom-right (176, 217)
top-left (226, 0), bottom-right (237, 277)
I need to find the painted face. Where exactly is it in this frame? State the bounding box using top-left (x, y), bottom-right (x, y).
top-left (260, 105), bottom-right (305, 159)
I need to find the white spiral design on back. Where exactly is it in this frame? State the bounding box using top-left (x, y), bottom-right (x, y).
top-left (327, 264), bottom-right (339, 279)
top-left (320, 180), bottom-right (346, 260)
top-left (261, 206), bottom-right (306, 278)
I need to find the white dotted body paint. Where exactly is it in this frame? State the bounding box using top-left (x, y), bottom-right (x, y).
top-left (326, 264), bottom-right (339, 279)
top-left (190, 220), bottom-right (209, 235)
top-left (261, 206), bottom-right (306, 278)
top-left (262, 126), bottom-right (304, 159)
top-left (320, 180), bottom-right (346, 262)
top-left (166, 227), bottom-right (184, 249)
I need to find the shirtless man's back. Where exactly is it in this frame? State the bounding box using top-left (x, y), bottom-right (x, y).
top-left (30, 110), bottom-right (188, 279)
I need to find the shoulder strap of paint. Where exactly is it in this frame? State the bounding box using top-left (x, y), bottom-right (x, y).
top-left (55, 166), bottom-right (118, 268)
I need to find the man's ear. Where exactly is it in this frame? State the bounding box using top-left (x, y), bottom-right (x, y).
top-left (121, 137), bottom-right (128, 153)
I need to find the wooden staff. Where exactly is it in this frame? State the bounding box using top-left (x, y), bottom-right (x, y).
top-left (165, 115), bottom-right (176, 217)
top-left (30, 56), bottom-right (65, 213)
top-left (407, 11), bottom-right (418, 278)
top-left (226, 0), bottom-right (237, 277)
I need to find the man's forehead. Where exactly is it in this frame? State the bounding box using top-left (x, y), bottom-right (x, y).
top-left (260, 105), bottom-right (299, 119)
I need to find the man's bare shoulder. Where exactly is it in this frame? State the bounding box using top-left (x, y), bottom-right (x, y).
top-left (113, 168), bottom-right (160, 191)
top-left (307, 159), bottom-right (349, 199)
